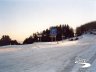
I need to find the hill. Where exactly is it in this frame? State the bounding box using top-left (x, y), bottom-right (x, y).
top-left (76, 21), bottom-right (96, 36)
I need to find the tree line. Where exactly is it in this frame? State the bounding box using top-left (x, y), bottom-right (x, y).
top-left (0, 35), bottom-right (20, 46)
top-left (23, 24), bottom-right (74, 44)
top-left (1, 21), bottom-right (95, 46)
top-left (0, 24), bottom-right (74, 46)
top-left (0, 21), bottom-right (96, 46)
top-left (76, 21), bottom-right (96, 36)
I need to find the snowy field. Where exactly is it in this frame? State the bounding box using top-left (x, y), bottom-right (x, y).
top-left (0, 34), bottom-right (96, 72)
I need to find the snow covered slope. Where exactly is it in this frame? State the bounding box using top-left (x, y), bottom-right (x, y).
top-left (0, 34), bottom-right (96, 72)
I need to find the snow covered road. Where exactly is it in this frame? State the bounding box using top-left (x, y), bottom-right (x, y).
top-left (0, 34), bottom-right (96, 72)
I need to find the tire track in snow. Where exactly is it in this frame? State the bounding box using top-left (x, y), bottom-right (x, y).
top-left (60, 49), bottom-right (86, 72)
top-left (77, 51), bottom-right (96, 72)
top-left (60, 44), bottom-right (93, 72)
top-left (60, 56), bottom-right (77, 72)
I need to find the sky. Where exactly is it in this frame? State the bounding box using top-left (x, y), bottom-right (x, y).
top-left (0, 0), bottom-right (96, 41)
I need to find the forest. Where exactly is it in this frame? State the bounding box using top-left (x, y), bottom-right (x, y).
top-left (0, 21), bottom-right (96, 46)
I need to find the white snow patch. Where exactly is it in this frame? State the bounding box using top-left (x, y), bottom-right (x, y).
top-left (0, 34), bottom-right (96, 72)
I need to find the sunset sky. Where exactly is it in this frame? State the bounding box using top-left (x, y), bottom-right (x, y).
top-left (0, 0), bottom-right (96, 41)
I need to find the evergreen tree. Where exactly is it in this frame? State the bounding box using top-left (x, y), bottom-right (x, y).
top-left (23, 36), bottom-right (34, 44)
top-left (76, 21), bottom-right (96, 36)
top-left (10, 40), bottom-right (20, 45)
top-left (0, 35), bottom-right (11, 46)
top-left (56, 25), bottom-right (62, 41)
top-left (33, 33), bottom-right (38, 42)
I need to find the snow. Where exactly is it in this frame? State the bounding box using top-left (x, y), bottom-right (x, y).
top-left (0, 34), bottom-right (96, 72)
